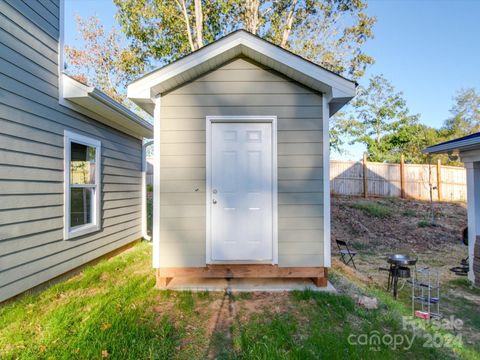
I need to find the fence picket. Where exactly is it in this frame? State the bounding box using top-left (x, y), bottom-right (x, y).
top-left (146, 157), bottom-right (467, 202)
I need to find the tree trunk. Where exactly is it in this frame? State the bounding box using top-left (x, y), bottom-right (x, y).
top-left (281, 0), bottom-right (298, 47)
top-left (176, 0), bottom-right (195, 51)
top-left (245, 0), bottom-right (260, 34)
top-left (194, 0), bottom-right (203, 49)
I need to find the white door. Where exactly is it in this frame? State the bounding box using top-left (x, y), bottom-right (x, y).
top-left (210, 122), bottom-right (273, 261)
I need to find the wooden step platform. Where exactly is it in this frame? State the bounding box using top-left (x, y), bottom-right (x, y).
top-left (156, 265), bottom-right (328, 288)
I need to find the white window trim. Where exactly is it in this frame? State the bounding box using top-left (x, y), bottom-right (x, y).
top-left (205, 115), bottom-right (278, 265)
top-left (64, 130), bottom-right (102, 240)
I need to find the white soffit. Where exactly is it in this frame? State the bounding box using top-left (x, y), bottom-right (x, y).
top-left (62, 74), bottom-right (153, 139)
top-left (127, 30), bottom-right (357, 115)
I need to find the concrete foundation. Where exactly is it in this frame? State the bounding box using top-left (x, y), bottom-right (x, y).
top-left (161, 277), bottom-right (336, 292)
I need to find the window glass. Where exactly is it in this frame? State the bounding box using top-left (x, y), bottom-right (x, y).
top-left (64, 132), bottom-right (101, 239)
top-left (70, 142), bottom-right (96, 185)
top-left (70, 188), bottom-right (93, 227)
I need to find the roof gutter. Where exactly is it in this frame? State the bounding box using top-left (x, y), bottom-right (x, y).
top-left (424, 137), bottom-right (480, 154)
top-left (62, 74), bottom-right (153, 139)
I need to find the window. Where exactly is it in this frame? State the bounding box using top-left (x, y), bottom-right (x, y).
top-left (64, 131), bottom-right (101, 239)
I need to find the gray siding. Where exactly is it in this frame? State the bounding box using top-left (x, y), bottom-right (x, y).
top-left (159, 58), bottom-right (324, 268)
top-left (0, 0), bottom-right (143, 302)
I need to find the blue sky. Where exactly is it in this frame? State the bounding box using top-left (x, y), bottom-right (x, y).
top-left (65, 0), bottom-right (480, 160)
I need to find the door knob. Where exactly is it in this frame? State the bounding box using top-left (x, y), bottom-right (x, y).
top-left (212, 199), bottom-right (217, 204)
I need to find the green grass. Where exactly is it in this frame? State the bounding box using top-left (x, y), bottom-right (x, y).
top-left (417, 219), bottom-right (432, 228)
top-left (0, 243), bottom-right (181, 359)
top-left (331, 267), bottom-right (480, 360)
top-left (1, 242), bottom-right (475, 359)
top-left (402, 209), bottom-right (417, 217)
top-left (146, 197), bottom-right (153, 236)
top-left (228, 291), bottom-right (452, 359)
top-left (351, 201), bottom-right (393, 218)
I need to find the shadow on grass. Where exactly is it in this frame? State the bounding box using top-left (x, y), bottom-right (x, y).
top-left (223, 290), bottom-right (454, 360)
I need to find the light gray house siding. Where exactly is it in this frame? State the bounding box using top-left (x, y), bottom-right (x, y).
top-left (159, 58), bottom-right (324, 268)
top-left (0, 0), bottom-right (143, 302)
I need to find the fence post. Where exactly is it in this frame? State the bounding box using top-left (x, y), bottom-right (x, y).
top-left (400, 154), bottom-right (405, 199)
top-left (363, 153), bottom-right (368, 198)
top-left (437, 159), bottom-right (442, 201)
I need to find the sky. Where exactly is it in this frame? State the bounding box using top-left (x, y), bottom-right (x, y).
top-left (65, 0), bottom-right (480, 160)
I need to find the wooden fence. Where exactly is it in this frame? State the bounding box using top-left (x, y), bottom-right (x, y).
top-left (146, 156), bottom-right (467, 201)
top-left (330, 156), bottom-right (466, 201)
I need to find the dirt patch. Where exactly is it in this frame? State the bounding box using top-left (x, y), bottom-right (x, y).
top-left (332, 196), bottom-right (467, 251)
top-left (200, 291), bottom-right (296, 358)
top-left (331, 196), bottom-right (468, 283)
top-left (205, 296), bottom-right (233, 336)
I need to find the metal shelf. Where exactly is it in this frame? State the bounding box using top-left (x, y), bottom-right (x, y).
top-left (407, 280), bottom-right (440, 290)
top-left (410, 267), bottom-right (441, 319)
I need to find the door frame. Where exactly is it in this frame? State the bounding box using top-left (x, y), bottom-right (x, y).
top-left (206, 116), bottom-right (278, 265)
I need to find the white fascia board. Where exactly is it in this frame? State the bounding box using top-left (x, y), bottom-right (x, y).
top-left (127, 37), bottom-right (244, 106)
top-left (237, 33), bottom-right (355, 95)
top-left (424, 138), bottom-right (480, 154)
top-left (62, 75), bottom-right (153, 139)
top-left (127, 31), bottom-right (356, 115)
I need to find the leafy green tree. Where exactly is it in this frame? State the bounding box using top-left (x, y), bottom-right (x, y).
top-left (379, 122), bottom-right (442, 163)
top-left (114, 0), bottom-right (376, 79)
top-left (337, 74), bottom-right (421, 162)
top-left (441, 88), bottom-right (480, 139)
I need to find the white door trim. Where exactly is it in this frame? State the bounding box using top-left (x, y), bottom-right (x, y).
top-left (206, 116), bottom-right (278, 265)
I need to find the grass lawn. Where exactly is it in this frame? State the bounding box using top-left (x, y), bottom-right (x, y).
top-left (1, 242), bottom-right (476, 359)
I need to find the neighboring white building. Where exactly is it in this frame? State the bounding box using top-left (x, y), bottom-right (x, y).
top-left (425, 133), bottom-right (480, 286)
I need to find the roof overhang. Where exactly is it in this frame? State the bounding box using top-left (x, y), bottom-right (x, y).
top-left (62, 74), bottom-right (153, 139)
top-left (424, 133), bottom-right (480, 154)
top-left (127, 30), bottom-right (357, 116)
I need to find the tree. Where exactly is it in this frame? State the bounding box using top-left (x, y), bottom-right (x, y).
top-left (268, 0), bottom-right (376, 78)
top-left (379, 122), bottom-right (441, 163)
top-left (339, 74), bottom-right (421, 162)
top-left (112, 0), bottom-right (226, 64)
top-left (65, 15), bottom-right (146, 106)
top-left (441, 88), bottom-right (480, 139)
top-left (114, 0), bottom-right (376, 79)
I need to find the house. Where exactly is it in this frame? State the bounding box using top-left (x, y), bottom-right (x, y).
top-left (425, 134), bottom-right (480, 286)
top-left (128, 30), bottom-right (356, 287)
top-left (0, 0), bottom-right (152, 302)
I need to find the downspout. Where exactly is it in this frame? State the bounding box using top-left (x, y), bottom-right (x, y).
top-left (142, 139), bottom-right (154, 241)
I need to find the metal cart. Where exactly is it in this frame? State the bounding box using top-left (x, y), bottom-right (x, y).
top-left (409, 267), bottom-right (441, 319)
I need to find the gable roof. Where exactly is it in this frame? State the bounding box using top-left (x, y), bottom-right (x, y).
top-left (424, 132), bottom-right (480, 154)
top-left (127, 30), bottom-right (356, 115)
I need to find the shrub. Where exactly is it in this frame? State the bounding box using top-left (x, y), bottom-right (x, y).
top-left (417, 220), bottom-right (432, 228)
top-left (351, 201), bottom-right (393, 218)
top-left (402, 209), bottom-right (416, 217)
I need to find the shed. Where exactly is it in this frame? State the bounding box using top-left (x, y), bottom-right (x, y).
top-left (425, 133), bottom-right (480, 286)
top-left (128, 30), bottom-right (356, 287)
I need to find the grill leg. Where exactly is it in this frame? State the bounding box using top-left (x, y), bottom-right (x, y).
top-left (393, 276), bottom-right (399, 299)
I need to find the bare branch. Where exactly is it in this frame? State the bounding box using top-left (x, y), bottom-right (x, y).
top-left (281, 0), bottom-right (298, 48)
top-left (175, 0), bottom-right (195, 51)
